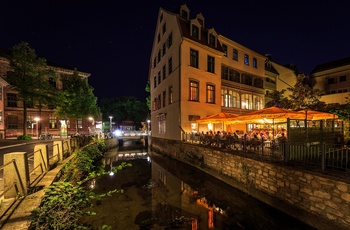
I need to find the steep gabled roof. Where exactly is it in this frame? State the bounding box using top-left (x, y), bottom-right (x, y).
top-left (311, 56), bottom-right (350, 74)
top-left (178, 15), bottom-right (223, 53)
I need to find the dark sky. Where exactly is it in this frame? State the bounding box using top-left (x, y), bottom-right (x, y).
top-left (1, 1), bottom-right (350, 102)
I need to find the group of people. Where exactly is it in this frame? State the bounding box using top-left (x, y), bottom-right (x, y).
top-left (197, 128), bottom-right (287, 149)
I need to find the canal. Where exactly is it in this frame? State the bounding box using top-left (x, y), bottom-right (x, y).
top-left (81, 140), bottom-right (316, 229)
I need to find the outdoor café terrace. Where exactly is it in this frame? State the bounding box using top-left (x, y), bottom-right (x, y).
top-left (183, 106), bottom-right (348, 173)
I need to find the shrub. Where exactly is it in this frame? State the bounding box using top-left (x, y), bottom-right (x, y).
top-left (17, 135), bottom-right (32, 140)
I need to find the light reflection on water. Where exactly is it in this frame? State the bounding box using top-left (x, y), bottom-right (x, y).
top-left (82, 145), bottom-right (315, 230)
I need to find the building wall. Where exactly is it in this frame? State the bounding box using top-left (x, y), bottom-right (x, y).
top-left (150, 137), bottom-right (350, 229)
top-left (311, 59), bottom-right (350, 105)
top-left (0, 52), bottom-right (92, 138)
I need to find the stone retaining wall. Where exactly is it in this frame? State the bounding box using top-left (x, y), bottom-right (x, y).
top-left (150, 137), bottom-right (350, 229)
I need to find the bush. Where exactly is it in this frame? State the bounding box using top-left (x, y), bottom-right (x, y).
top-left (17, 135), bottom-right (32, 140)
top-left (30, 139), bottom-right (132, 229)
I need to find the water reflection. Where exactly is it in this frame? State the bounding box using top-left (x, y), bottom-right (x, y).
top-left (82, 145), bottom-right (315, 230)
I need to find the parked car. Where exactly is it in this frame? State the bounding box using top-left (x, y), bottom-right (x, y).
top-left (39, 133), bottom-right (52, 140)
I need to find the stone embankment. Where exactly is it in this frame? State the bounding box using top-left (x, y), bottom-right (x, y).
top-left (150, 137), bottom-right (350, 230)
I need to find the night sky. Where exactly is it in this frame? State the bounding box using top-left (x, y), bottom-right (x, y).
top-left (1, 1), bottom-right (350, 102)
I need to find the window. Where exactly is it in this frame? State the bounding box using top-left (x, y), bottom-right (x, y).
top-left (163, 90), bottom-right (166, 107)
top-left (78, 118), bottom-right (82, 129)
top-left (207, 55), bottom-right (215, 73)
top-left (221, 89), bottom-right (240, 108)
top-left (0, 111), bottom-right (2, 124)
top-left (157, 33), bottom-right (160, 43)
top-left (192, 25), bottom-right (199, 39)
top-left (7, 93), bottom-right (17, 107)
top-left (181, 9), bottom-right (188, 19)
top-left (189, 80), bottom-right (199, 101)
top-left (153, 57), bottom-right (156, 68)
top-left (158, 113), bottom-right (166, 134)
top-left (340, 75), bottom-right (346, 82)
top-left (209, 34), bottom-right (216, 46)
top-left (190, 49), bottom-right (199, 68)
top-left (160, 13), bottom-right (163, 22)
top-left (253, 58), bottom-right (257, 68)
top-left (167, 32), bottom-right (172, 48)
top-left (26, 115), bottom-right (33, 129)
top-left (153, 75), bottom-right (157, 88)
top-left (157, 50), bottom-right (161, 63)
top-left (48, 77), bottom-right (56, 88)
top-left (327, 78), bottom-right (337, 84)
top-left (233, 49), bottom-right (238, 61)
top-left (168, 85), bottom-right (173, 104)
top-left (241, 94), bottom-right (253, 109)
top-left (168, 57), bottom-right (173, 74)
top-left (244, 54), bottom-right (249, 65)
top-left (7, 115), bottom-right (18, 129)
top-left (26, 101), bottom-right (34, 108)
top-left (206, 84), bottom-right (215, 103)
top-left (162, 23), bottom-right (166, 34)
top-left (157, 94), bottom-right (161, 109)
top-left (49, 115), bottom-right (57, 129)
top-left (253, 95), bottom-right (263, 110)
top-left (158, 71), bottom-right (161, 85)
top-left (162, 43), bottom-right (166, 56)
top-left (162, 64), bottom-right (166, 80)
top-left (242, 73), bottom-right (252, 86)
top-left (222, 44), bottom-right (227, 57)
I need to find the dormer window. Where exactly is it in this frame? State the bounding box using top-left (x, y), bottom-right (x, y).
top-left (192, 24), bottom-right (199, 39)
top-left (209, 34), bottom-right (216, 47)
top-left (180, 4), bottom-right (190, 20)
top-left (181, 9), bottom-right (188, 19)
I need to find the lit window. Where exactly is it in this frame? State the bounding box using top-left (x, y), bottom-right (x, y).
top-left (189, 80), bottom-right (199, 101)
top-left (206, 84), bottom-right (215, 103)
top-left (168, 85), bottom-right (173, 104)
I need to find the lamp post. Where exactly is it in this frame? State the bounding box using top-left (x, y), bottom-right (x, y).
top-left (147, 119), bottom-right (150, 135)
top-left (109, 116), bottom-right (113, 132)
top-left (34, 117), bottom-right (40, 139)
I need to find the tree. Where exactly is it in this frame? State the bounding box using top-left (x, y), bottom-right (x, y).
top-left (7, 42), bottom-right (53, 136)
top-left (265, 89), bottom-right (292, 108)
top-left (99, 96), bottom-right (149, 130)
top-left (287, 74), bottom-right (323, 110)
top-left (55, 69), bottom-right (100, 133)
top-left (145, 80), bottom-right (151, 110)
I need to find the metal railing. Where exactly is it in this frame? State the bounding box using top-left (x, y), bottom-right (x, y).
top-left (182, 133), bottom-right (350, 173)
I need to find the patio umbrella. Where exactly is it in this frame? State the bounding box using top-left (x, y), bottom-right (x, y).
top-left (196, 112), bottom-right (239, 132)
top-left (196, 112), bottom-right (239, 123)
top-left (297, 109), bottom-right (338, 120)
top-left (230, 106), bottom-right (306, 138)
top-left (233, 106), bottom-right (305, 123)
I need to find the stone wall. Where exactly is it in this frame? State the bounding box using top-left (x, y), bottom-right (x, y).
top-left (150, 137), bottom-right (350, 229)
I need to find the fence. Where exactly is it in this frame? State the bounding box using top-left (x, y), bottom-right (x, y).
top-left (0, 138), bottom-right (79, 222)
top-left (182, 132), bottom-right (350, 173)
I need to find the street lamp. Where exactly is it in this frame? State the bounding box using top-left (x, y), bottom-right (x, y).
top-left (147, 119), bottom-right (150, 135)
top-left (34, 117), bottom-right (40, 139)
top-left (109, 116), bottom-right (113, 132)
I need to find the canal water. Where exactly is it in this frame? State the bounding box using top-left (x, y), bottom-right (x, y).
top-left (81, 140), bottom-right (316, 230)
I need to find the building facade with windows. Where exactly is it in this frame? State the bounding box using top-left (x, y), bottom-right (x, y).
top-left (149, 4), bottom-right (298, 141)
top-left (0, 49), bottom-right (93, 138)
top-left (311, 56), bottom-right (350, 105)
